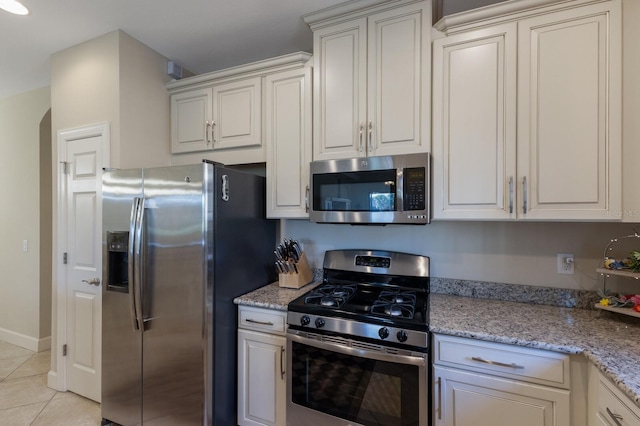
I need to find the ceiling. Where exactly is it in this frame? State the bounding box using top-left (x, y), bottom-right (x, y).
top-left (0, 0), bottom-right (348, 99)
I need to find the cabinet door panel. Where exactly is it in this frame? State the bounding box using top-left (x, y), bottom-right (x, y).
top-left (434, 366), bottom-right (570, 426)
top-left (266, 67), bottom-right (312, 218)
top-left (313, 19), bottom-right (367, 160)
top-left (238, 329), bottom-right (286, 426)
top-left (517, 3), bottom-right (621, 220)
top-left (432, 24), bottom-right (517, 220)
top-left (368, 3), bottom-right (429, 156)
top-left (212, 77), bottom-right (262, 150)
top-left (171, 88), bottom-right (212, 153)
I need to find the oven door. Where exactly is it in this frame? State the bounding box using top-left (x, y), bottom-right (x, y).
top-left (287, 330), bottom-right (428, 426)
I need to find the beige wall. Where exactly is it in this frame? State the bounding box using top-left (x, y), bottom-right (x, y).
top-left (49, 29), bottom-right (171, 383)
top-left (0, 87), bottom-right (51, 349)
top-left (119, 32), bottom-right (172, 168)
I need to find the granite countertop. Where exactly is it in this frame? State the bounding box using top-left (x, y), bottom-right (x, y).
top-left (233, 281), bottom-right (321, 311)
top-left (235, 282), bottom-right (640, 408)
top-left (430, 294), bottom-right (640, 408)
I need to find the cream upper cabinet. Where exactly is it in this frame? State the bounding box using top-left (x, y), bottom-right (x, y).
top-left (211, 77), bottom-right (262, 151)
top-left (170, 77), bottom-right (261, 154)
top-left (432, 0), bottom-right (621, 221)
top-left (265, 67), bottom-right (312, 218)
top-left (166, 53), bottom-right (311, 166)
top-left (308, 0), bottom-right (431, 160)
top-left (432, 23), bottom-right (517, 220)
top-left (171, 88), bottom-right (212, 154)
top-left (516, 2), bottom-right (621, 220)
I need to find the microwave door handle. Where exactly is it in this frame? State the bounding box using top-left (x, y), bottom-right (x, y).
top-left (128, 198), bottom-right (141, 332)
top-left (133, 197), bottom-right (146, 331)
top-left (305, 185), bottom-right (309, 213)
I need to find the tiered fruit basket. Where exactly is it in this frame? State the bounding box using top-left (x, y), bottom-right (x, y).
top-left (595, 231), bottom-right (640, 318)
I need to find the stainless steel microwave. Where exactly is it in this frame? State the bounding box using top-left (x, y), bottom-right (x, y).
top-left (309, 153), bottom-right (430, 225)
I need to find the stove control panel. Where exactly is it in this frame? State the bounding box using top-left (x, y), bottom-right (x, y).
top-left (287, 312), bottom-right (428, 347)
top-left (354, 255), bottom-right (391, 269)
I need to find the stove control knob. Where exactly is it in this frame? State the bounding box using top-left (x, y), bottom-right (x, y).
top-left (315, 318), bottom-right (325, 328)
top-left (378, 327), bottom-right (390, 340)
top-left (397, 330), bottom-right (408, 343)
top-left (300, 315), bottom-right (310, 326)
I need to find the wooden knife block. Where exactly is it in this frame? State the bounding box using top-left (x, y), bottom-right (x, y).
top-left (279, 251), bottom-right (314, 289)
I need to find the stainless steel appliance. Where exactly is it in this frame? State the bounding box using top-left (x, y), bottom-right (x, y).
top-left (287, 249), bottom-right (430, 426)
top-left (101, 161), bottom-right (276, 426)
top-left (309, 153), bottom-right (430, 225)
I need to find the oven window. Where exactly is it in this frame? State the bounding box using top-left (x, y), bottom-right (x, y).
top-left (313, 170), bottom-right (397, 212)
top-left (290, 341), bottom-right (420, 426)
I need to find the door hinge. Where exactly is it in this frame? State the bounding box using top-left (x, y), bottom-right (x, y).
top-left (62, 344), bottom-right (67, 356)
top-left (63, 253), bottom-right (67, 264)
top-left (60, 161), bottom-right (69, 175)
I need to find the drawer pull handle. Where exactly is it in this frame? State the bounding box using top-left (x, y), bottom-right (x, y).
top-left (246, 319), bottom-right (274, 326)
top-left (471, 356), bottom-right (525, 369)
top-left (436, 377), bottom-right (442, 420)
top-left (606, 407), bottom-right (623, 426)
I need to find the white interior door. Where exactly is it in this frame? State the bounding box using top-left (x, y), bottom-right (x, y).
top-left (58, 123), bottom-right (109, 403)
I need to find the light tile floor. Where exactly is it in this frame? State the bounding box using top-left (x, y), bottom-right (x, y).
top-left (0, 341), bottom-right (102, 425)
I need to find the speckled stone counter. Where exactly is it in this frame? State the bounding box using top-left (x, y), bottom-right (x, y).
top-left (233, 281), bottom-right (320, 311)
top-left (431, 294), bottom-right (640, 408)
top-left (235, 282), bottom-right (640, 409)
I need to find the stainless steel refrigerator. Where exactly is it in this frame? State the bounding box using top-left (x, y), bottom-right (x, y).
top-left (101, 161), bottom-right (276, 426)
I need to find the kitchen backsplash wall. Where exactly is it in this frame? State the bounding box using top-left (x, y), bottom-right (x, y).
top-left (281, 219), bottom-right (640, 293)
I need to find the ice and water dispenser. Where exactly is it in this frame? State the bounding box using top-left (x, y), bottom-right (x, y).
top-left (106, 231), bottom-right (129, 293)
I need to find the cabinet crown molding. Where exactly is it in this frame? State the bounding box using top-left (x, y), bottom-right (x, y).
top-left (304, 0), bottom-right (427, 29)
top-left (434, 0), bottom-right (608, 33)
top-left (165, 51), bottom-right (311, 92)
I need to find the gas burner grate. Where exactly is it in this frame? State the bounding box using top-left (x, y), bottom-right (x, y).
top-left (371, 290), bottom-right (416, 319)
top-left (304, 283), bottom-right (357, 308)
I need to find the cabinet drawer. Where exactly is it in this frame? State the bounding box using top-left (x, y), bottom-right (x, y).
top-left (238, 306), bottom-right (286, 335)
top-left (598, 374), bottom-right (640, 425)
top-left (433, 334), bottom-right (570, 388)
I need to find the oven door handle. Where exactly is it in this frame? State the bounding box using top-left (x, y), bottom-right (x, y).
top-left (287, 331), bottom-right (427, 367)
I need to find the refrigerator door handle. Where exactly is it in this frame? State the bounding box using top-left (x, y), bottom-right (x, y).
top-left (133, 197), bottom-right (146, 332)
top-left (128, 198), bottom-right (141, 331)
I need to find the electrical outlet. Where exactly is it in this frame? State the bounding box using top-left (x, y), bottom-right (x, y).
top-left (557, 253), bottom-right (574, 275)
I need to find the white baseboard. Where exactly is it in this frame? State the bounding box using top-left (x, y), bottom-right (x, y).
top-left (0, 327), bottom-right (51, 352)
top-left (47, 370), bottom-right (65, 391)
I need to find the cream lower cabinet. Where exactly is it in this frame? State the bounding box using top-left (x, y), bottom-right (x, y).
top-left (265, 66), bottom-right (312, 218)
top-left (588, 363), bottom-right (640, 426)
top-left (432, 0), bottom-right (621, 221)
top-left (306, 0), bottom-right (431, 160)
top-left (237, 306), bottom-right (286, 426)
top-left (433, 334), bottom-right (571, 426)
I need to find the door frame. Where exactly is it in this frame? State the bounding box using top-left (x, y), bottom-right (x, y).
top-left (50, 122), bottom-right (110, 392)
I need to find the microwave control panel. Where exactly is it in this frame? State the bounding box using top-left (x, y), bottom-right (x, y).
top-left (403, 167), bottom-right (426, 211)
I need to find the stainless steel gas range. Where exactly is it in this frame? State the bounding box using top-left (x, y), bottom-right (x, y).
top-left (286, 249), bottom-right (430, 426)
